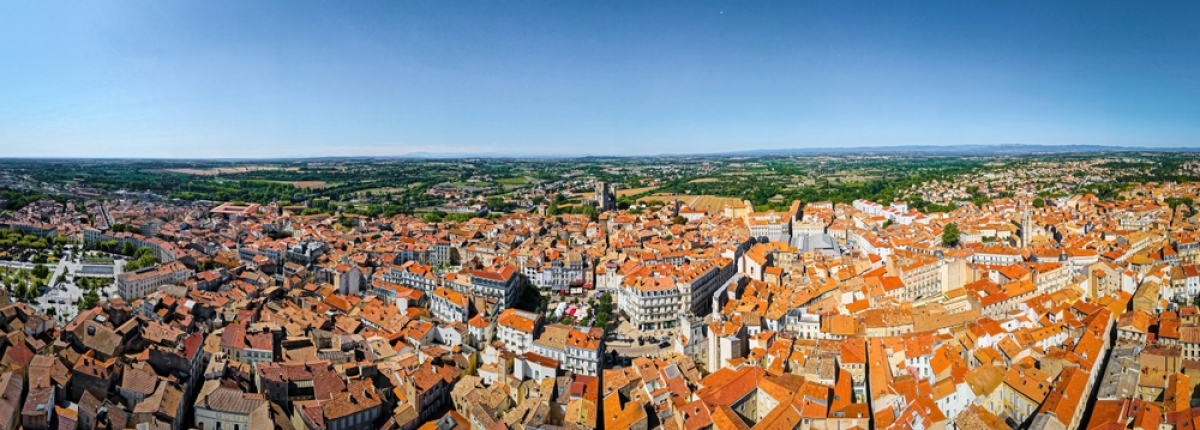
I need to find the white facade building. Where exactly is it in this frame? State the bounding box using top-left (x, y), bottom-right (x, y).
top-left (117, 261), bottom-right (192, 301)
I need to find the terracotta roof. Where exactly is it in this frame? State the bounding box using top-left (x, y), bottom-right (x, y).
top-left (0, 372), bottom-right (23, 430)
top-left (433, 287), bottom-right (468, 308)
top-left (498, 309), bottom-right (540, 334)
top-left (710, 405), bottom-right (750, 430)
top-left (196, 380), bottom-right (267, 415)
top-left (121, 364), bottom-right (159, 395)
top-left (472, 265), bottom-right (517, 282)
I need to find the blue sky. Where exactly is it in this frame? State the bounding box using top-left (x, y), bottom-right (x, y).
top-left (2, 1), bottom-right (1199, 158)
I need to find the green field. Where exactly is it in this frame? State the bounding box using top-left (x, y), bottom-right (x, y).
top-left (496, 177), bottom-right (530, 185)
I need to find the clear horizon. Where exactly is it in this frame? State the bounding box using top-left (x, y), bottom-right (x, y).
top-left (3, 1), bottom-right (1200, 158)
top-left (0, 142), bottom-right (1195, 161)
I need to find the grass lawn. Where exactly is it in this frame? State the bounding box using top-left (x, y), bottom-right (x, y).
top-left (496, 177), bottom-right (529, 186)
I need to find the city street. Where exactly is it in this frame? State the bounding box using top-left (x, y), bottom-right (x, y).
top-left (0, 260), bottom-right (37, 269)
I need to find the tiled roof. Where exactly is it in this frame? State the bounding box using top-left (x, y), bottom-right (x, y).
top-left (196, 380), bottom-right (267, 415)
top-left (498, 309), bottom-right (540, 333)
top-left (121, 364), bottom-right (159, 395)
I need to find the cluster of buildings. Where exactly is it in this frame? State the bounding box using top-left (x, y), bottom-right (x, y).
top-left (586, 179), bottom-right (1200, 429)
top-left (4, 165), bottom-right (1200, 429)
top-left (909, 158), bottom-right (1129, 205)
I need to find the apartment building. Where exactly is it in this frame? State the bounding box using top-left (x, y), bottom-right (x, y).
top-left (497, 309), bottom-right (542, 354)
top-left (619, 276), bottom-right (680, 331)
top-left (470, 265), bottom-right (522, 310)
top-left (116, 261), bottom-right (192, 300)
top-left (431, 287), bottom-right (469, 323)
top-left (531, 324), bottom-right (604, 376)
top-left (377, 261), bottom-right (440, 292)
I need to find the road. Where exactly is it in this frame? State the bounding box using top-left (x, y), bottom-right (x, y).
top-left (0, 261), bottom-right (37, 269)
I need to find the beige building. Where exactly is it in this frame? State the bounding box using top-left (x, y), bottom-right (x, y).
top-left (117, 261), bottom-right (191, 300)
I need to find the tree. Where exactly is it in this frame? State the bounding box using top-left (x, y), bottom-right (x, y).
top-left (578, 205), bottom-right (600, 221)
top-left (121, 241), bottom-right (136, 256)
top-left (77, 287), bottom-right (100, 310)
top-left (672, 216), bottom-right (687, 225)
top-left (1032, 198), bottom-right (1045, 208)
top-left (423, 211), bottom-right (446, 223)
top-left (593, 293), bottom-right (614, 331)
top-left (942, 223), bottom-right (960, 248)
top-left (31, 264), bottom-right (49, 280)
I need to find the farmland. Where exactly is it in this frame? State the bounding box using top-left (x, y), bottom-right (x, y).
top-left (496, 177), bottom-right (530, 186)
top-left (639, 194), bottom-right (745, 212)
top-left (269, 180), bottom-right (330, 189)
top-left (578, 186), bottom-right (658, 200)
top-left (166, 166), bottom-right (296, 176)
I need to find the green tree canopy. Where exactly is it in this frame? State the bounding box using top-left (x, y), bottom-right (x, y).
top-left (77, 287), bottom-right (100, 310)
top-left (942, 223), bottom-right (960, 248)
top-left (31, 264), bottom-right (49, 280)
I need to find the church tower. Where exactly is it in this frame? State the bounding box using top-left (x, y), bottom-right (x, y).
top-left (594, 181), bottom-right (616, 212)
top-left (1021, 208), bottom-right (1032, 247)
